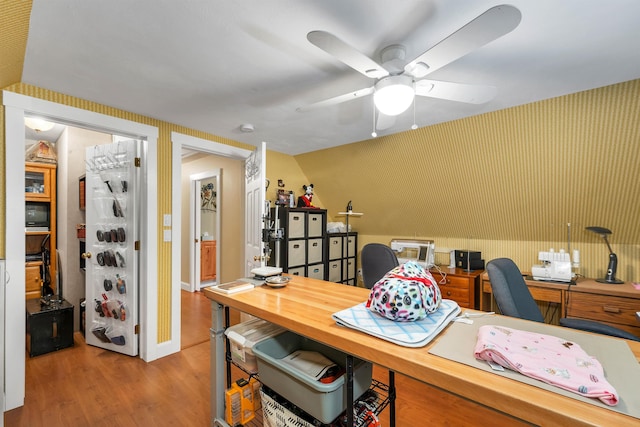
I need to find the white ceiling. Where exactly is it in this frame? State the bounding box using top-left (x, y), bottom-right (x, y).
top-left (22, 0), bottom-right (640, 155)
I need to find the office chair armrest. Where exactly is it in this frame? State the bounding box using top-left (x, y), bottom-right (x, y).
top-left (560, 317), bottom-right (640, 342)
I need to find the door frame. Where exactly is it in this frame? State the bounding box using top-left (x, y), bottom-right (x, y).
top-left (3, 91), bottom-right (159, 411)
top-left (188, 169), bottom-right (221, 292)
top-left (171, 133), bottom-right (251, 294)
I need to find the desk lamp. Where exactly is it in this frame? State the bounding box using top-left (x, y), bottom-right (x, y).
top-left (586, 226), bottom-right (624, 284)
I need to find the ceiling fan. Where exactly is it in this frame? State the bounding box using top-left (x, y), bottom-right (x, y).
top-left (298, 5), bottom-right (522, 131)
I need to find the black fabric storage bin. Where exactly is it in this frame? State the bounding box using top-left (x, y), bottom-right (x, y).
top-left (26, 298), bottom-right (74, 357)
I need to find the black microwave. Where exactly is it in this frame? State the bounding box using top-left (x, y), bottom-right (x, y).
top-left (25, 201), bottom-right (50, 229)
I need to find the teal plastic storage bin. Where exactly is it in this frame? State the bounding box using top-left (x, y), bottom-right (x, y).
top-left (252, 330), bottom-right (373, 424)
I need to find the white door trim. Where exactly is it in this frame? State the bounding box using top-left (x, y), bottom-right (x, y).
top-left (2, 91), bottom-right (159, 411)
top-left (170, 131), bottom-right (252, 293)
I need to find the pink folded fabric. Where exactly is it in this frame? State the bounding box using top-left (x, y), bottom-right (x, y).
top-left (474, 325), bottom-right (619, 406)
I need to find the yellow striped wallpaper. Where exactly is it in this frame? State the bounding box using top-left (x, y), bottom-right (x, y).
top-left (0, 83), bottom-right (253, 343)
top-left (294, 80), bottom-right (640, 281)
top-left (0, 0), bottom-right (30, 89)
top-left (2, 0), bottom-right (639, 341)
top-left (2, 81), bottom-right (640, 341)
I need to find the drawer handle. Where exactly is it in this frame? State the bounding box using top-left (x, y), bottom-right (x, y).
top-left (603, 306), bottom-right (621, 314)
top-left (446, 291), bottom-right (452, 296)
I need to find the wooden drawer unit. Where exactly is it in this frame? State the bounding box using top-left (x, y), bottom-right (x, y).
top-left (482, 273), bottom-right (640, 331)
top-left (438, 274), bottom-right (471, 307)
top-left (567, 291), bottom-right (640, 336)
top-left (430, 268), bottom-right (483, 309)
top-left (26, 262), bottom-right (43, 300)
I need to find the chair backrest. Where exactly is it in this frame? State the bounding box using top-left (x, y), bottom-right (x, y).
top-left (361, 243), bottom-right (399, 289)
top-left (486, 258), bottom-right (545, 323)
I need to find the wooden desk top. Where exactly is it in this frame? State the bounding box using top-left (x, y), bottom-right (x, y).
top-left (204, 275), bottom-right (640, 426)
top-left (482, 271), bottom-right (640, 299)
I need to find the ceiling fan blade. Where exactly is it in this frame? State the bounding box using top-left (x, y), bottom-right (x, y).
top-left (307, 31), bottom-right (389, 79)
top-left (296, 86), bottom-right (374, 112)
top-left (404, 5), bottom-right (521, 77)
top-left (415, 79), bottom-right (497, 104)
top-left (376, 112), bottom-right (396, 130)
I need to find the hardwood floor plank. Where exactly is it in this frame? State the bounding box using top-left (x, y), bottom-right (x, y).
top-left (5, 291), bottom-right (212, 426)
top-left (5, 289), bottom-right (525, 426)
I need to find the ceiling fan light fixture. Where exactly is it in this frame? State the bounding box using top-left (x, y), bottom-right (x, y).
top-left (406, 61), bottom-right (430, 78)
top-left (373, 75), bottom-right (415, 116)
top-left (25, 117), bottom-right (55, 132)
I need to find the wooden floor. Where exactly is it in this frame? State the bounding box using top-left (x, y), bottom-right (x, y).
top-left (5, 291), bottom-right (521, 426)
top-left (5, 291), bottom-right (213, 427)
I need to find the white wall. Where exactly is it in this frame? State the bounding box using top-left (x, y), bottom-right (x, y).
top-left (57, 126), bottom-right (111, 330)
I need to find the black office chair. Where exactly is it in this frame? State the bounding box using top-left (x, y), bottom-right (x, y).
top-left (486, 258), bottom-right (640, 341)
top-left (361, 243), bottom-right (400, 289)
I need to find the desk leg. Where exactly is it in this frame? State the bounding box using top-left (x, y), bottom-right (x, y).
top-left (346, 355), bottom-right (354, 427)
top-left (389, 370), bottom-right (396, 427)
top-left (210, 301), bottom-right (228, 427)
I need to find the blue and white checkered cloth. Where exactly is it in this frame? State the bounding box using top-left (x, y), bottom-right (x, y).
top-left (332, 299), bottom-right (461, 347)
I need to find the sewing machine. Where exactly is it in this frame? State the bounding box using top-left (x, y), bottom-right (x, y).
top-left (390, 239), bottom-right (435, 269)
top-left (531, 249), bottom-right (574, 282)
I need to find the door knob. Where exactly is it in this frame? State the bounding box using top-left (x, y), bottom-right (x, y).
top-left (82, 252), bottom-right (92, 259)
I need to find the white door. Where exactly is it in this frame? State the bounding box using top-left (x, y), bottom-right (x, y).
top-left (245, 142), bottom-right (266, 276)
top-left (84, 140), bottom-right (140, 356)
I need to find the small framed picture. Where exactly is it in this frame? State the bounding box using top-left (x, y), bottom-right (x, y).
top-left (277, 189), bottom-right (292, 205)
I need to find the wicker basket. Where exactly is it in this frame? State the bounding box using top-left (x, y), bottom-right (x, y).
top-left (260, 388), bottom-right (316, 427)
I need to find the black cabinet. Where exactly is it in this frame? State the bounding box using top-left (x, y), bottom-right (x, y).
top-left (327, 232), bottom-right (358, 285)
top-left (269, 207), bottom-right (327, 280)
top-left (26, 298), bottom-right (74, 357)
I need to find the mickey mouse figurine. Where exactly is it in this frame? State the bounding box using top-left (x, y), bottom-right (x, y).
top-left (297, 184), bottom-right (317, 208)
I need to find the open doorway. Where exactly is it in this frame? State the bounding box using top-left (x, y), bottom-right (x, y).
top-left (189, 169), bottom-right (220, 292)
top-left (171, 132), bottom-right (252, 297)
top-left (3, 91), bottom-right (160, 411)
top-left (171, 132), bottom-right (251, 290)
